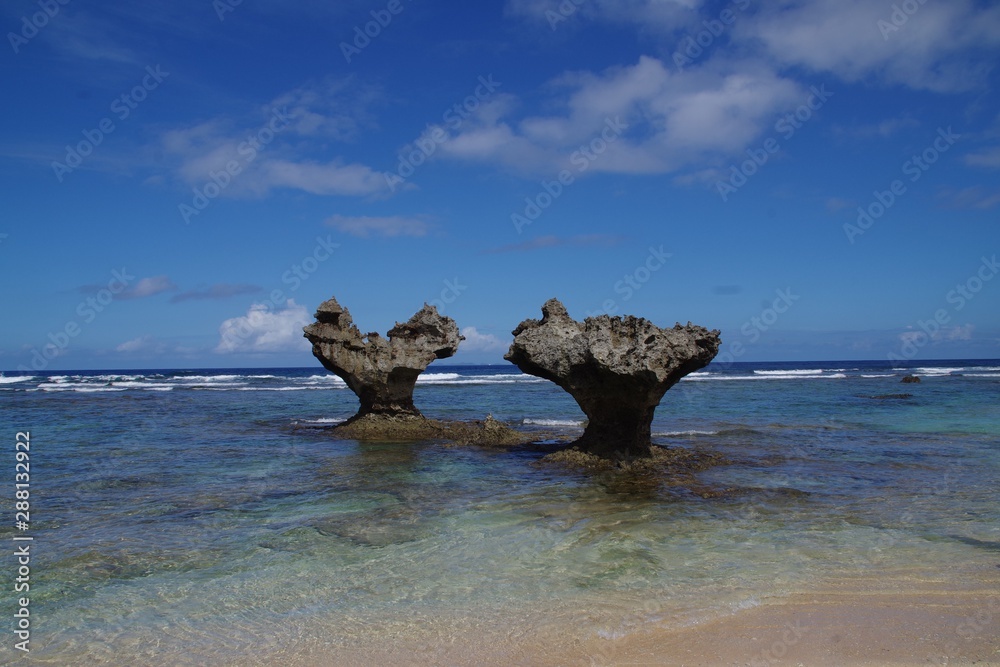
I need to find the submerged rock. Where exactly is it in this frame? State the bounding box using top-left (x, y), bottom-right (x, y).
top-left (303, 297), bottom-right (463, 419)
top-left (901, 374), bottom-right (921, 384)
top-left (505, 298), bottom-right (720, 459)
top-left (328, 413), bottom-right (527, 446)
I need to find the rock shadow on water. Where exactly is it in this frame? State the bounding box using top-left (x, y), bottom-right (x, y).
top-left (534, 443), bottom-right (739, 499)
top-left (534, 442), bottom-right (814, 504)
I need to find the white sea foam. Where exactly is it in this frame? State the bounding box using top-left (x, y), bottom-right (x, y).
top-left (416, 373), bottom-right (462, 383)
top-left (655, 430), bottom-right (719, 436)
top-left (0, 376), bottom-right (33, 384)
top-left (233, 387), bottom-right (328, 391)
top-left (300, 417), bottom-right (346, 424)
top-left (861, 374), bottom-right (896, 378)
top-left (753, 369), bottom-right (824, 376)
top-left (729, 596), bottom-right (762, 612)
top-left (685, 373), bottom-right (846, 381)
top-left (98, 381), bottom-right (176, 390)
top-left (39, 385), bottom-right (126, 393)
top-left (172, 375), bottom-right (245, 383)
top-left (416, 373), bottom-right (544, 385)
top-left (913, 367), bottom-right (966, 375)
top-left (522, 418), bottom-right (584, 427)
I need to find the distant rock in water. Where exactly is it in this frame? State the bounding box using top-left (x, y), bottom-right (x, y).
top-left (901, 374), bottom-right (921, 384)
top-left (303, 297), bottom-right (463, 420)
top-left (504, 298), bottom-right (720, 460)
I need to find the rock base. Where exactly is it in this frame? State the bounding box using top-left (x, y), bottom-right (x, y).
top-left (325, 414), bottom-right (528, 446)
top-left (540, 444), bottom-right (729, 473)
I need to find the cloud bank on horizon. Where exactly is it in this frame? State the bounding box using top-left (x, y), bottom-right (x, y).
top-left (1, 0), bottom-right (999, 370)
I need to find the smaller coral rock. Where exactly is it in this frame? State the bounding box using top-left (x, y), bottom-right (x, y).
top-left (303, 297), bottom-right (463, 419)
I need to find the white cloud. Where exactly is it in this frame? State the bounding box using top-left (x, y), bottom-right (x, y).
top-left (459, 327), bottom-right (505, 353)
top-left (161, 79), bottom-right (388, 198)
top-left (120, 275), bottom-right (177, 299)
top-left (945, 324), bottom-right (975, 341)
top-left (259, 160), bottom-right (387, 196)
top-left (833, 116), bottom-right (920, 139)
top-left (115, 335), bottom-right (170, 354)
top-left (171, 283), bottom-right (261, 303)
top-left (939, 186), bottom-right (1000, 211)
top-left (41, 12), bottom-right (142, 65)
top-left (506, 0), bottom-right (700, 33)
top-left (431, 56), bottom-right (803, 176)
top-left (326, 214), bottom-right (430, 238)
top-left (508, 0), bottom-right (1000, 94)
top-left (736, 0), bottom-right (1000, 92)
top-left (215, 300), bottom-right (312, 354)
top-left (486, 233), bottom-right (624, 254)
top-left (965, 146), bottom-right (1000, 169)
top-left (900, 323), bottom-right (975, 345)
top-left (268, 78), bottom-right (378, 141)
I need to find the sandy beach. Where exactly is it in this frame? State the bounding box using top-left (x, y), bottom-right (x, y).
top-left (583, 582), bottom-right (1000, 666)
top-left (314, 567), bottom-right (1000, 667)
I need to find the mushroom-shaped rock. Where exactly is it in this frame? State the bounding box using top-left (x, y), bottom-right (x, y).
top-left (303, 297), bottom-right (463, 419)
top-left (504, 298), bottom-right (720, 459)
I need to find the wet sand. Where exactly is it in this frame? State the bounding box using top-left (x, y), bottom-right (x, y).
top-left (581, 586), bottom-right (1000, 666)
top-left (306, 569), bottom-right (1000, 667)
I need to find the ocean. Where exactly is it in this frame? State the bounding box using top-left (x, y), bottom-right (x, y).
top-left (2, 359), bottom-right (999, 665)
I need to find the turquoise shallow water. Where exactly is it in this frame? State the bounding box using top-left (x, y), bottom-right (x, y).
top-left (1, 361), bottom-right (999, 664)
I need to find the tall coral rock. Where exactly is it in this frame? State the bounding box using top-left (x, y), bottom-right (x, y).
top-left (505, 298), bottom-right (719, 459)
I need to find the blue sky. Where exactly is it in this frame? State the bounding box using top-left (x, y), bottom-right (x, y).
top-left (2, 0), bottom-right (999, 370)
